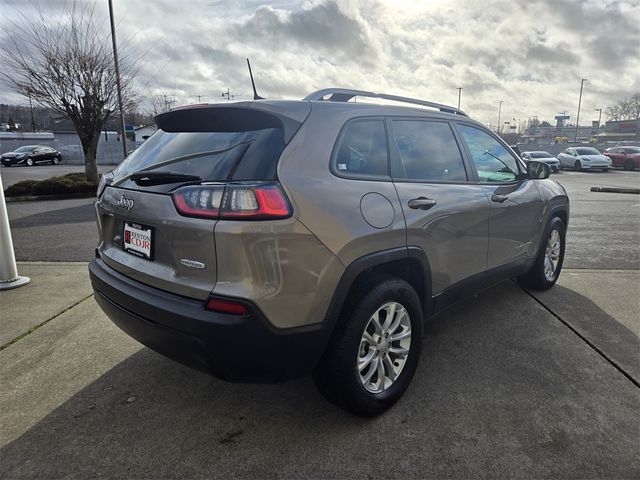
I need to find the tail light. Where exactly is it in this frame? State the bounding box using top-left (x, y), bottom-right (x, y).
top-left (172, 182), bottom-right (292, 220)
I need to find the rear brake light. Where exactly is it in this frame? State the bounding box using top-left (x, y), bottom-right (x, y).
top-left (172, 183), bottom-right (292, 220)
top-left (205, 298), bottom-right (249, 315)
top-left (172, 185), bottom-right (225, 219)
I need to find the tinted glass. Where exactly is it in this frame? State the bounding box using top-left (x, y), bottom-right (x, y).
top-left (458, 124), bottom-right (519, 182)
top-left (113, 128), bottom-right (284, 185)
top-left (576, 147), bottom-right (600, 155)
top-left (624, 147), bottom-right (640, 153)
top-left (392, 120), bottom-right (466, 181)
top-left (530, 152), bottom-right (552, 158)
top-left (14, 146), bottom-right (35, 153)
top-left (334, 120), bottom-right (388, 177)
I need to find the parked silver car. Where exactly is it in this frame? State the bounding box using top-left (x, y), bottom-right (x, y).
top-left (89, 88), bottom-right (570, 416)
top-left (557, 147), bottom-right (611, 171)
top-left (522, 151), bottom-right (561, 172)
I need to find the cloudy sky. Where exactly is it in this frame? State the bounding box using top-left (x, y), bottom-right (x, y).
top-left (1, 0), bottom-right (638, 127)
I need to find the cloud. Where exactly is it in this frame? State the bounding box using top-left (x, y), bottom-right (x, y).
top-left (0, 0), bottom-right (638, 125)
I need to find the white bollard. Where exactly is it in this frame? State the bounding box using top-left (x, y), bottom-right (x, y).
top-left (0, 171), bottom-right (30, 290)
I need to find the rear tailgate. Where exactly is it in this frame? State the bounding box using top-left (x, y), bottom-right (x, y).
top-left (97, 186), bottom-right (218, 300)
top-left (95, 101), bottom-right (310, 300)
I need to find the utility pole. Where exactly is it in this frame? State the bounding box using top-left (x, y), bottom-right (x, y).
top-left (108, 0), bottom-right (127, 159)
top-left (28, 93), bottom-right (35, 132)
top-left (594, 108), bottom-right (602, 127)
top-left (574, 78), bottom-right (587, 142)
top-left (222, 88), bottom-right (234, 101)
top-left (497, 100), bottom-right (503, 133)
top-left (197, 95), bottom-right (202, 103)
top-left (457, 87), bottom-right (462, 109)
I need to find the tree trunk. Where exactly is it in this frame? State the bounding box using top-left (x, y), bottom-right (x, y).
top-left (80, 131), bottom-right (100, 184)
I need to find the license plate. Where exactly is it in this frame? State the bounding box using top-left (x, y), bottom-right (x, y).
top-left (123, 222), bottom-right (153, 260)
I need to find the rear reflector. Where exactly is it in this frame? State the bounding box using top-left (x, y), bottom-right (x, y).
top-left (172, 182), bottom-right (291, 220)
top-left (205, 298), bottom-right (249, 315)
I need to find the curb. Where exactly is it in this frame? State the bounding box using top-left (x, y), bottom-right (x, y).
top-left (590, 187), bottom-right (640, 194)
top-left (5, 192), bottom-right (96, 202)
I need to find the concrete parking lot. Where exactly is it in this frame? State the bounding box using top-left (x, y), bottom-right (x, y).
top-left (1, 168), bottom-right (639, 478)
top-left (1, 164), bottom-right (114, 188)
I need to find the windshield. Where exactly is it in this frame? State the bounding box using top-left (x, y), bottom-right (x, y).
top-left (14, 146), bottom-right (35, 153)
top-left (576, 148), bottom-right (600, 155)
top-left (529, 152), bottom-right (552, 158)
top-left (112, 127), bottom-right (285, 186)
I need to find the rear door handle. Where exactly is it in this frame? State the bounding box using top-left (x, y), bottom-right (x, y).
top-left (408, 197), bottom-right (437, 210)
top-left (491, 194), bottom-right (508, 203)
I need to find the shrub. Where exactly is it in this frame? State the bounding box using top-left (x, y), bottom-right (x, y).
top-left (4, 173), bottom-right (98, 197)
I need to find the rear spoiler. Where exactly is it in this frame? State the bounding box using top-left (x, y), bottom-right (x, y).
top-left (155, 102), bottom-right (311, 143)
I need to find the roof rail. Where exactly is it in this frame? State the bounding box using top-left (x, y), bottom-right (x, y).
top-left (303, 88), bottom-right (468, 117)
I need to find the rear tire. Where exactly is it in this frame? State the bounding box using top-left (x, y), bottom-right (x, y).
top-left (52, 156), bottom-right (60, 165)
top-left (517, 216), bottom-right (566, 290)
top-left (624, 159), bottom-right (635, 171)
top-left (313, 276), bottom-right (423, 417)
top-left (573, 160), bottom-right (581, 171)
top-left (26, 157), bottom-right (34, 167)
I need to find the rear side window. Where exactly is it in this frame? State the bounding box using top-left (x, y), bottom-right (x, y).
top-left (457, 124), bottom-right (519, 183)
top-left (113, 128), bottom-right (284, 185)
top-left (333, 120), bottom-right (389, 178)
top-left (392, 120), bottom-right (467, 182)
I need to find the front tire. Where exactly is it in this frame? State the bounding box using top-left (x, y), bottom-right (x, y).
top-left (517, 216), bottom-right (566, 290)
top-left (573, 160), bottom-right (581, 171)
top-left (25, 157), bottom-right (34, 167)
top-left (313, 276), bottom-right (423, 417)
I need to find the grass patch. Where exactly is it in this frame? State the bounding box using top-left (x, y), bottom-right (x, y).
top-left (4, 173), bottom-right (99, 197)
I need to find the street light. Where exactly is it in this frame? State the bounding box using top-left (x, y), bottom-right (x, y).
top-left (574, 78), bottom-right (587, 142)
top-left (108, 0), bottom-right (128, 160)
top-left (457, 87), bottom-right (462, 110)
top-left (594, 108), bottom-right (603, 127)
top-left (497, 100), bottom-right (503, 133)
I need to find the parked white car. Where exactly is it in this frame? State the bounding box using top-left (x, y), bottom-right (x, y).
top-left (557, 147), bottom-right (611, 172)
top-left (522, 151), bottom-right (561, 172)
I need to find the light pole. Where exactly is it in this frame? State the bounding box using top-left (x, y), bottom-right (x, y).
top-left (28, 93), bottom-right (35, 132)
top-left (497, 100), bottom-right (503, 133)
top-left (457, 87), bottom-right (462, 110)
top-left (594, 108), bottom-right (602, 127)
top-left (108, 0), bottom-right (128, 160)
top-left (574, 78), bottom-right (587, 142)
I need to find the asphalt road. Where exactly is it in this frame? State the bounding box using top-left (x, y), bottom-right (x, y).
top-left (5, 169), bottom-right (640, 269)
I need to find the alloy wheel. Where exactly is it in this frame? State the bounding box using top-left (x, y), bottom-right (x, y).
top-left (544, 229), bottom-right (561, 282)
top-left (357, 302), bottom-right (412, 393)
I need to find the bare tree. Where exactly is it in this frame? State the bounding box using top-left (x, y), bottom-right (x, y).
top-left (0, 1), bottom-right (137, 182)
top-left (605, 93), bottom-right (640, 122)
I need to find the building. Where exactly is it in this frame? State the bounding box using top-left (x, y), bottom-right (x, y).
top-left (597, 119), bottom-right (640, 143)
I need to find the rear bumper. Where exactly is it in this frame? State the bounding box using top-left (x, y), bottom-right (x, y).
top-left (89, 257), bottom-right (329, 382)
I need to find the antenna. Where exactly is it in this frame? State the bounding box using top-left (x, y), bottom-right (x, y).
top-left (247, 58), bottom-right (264, 100)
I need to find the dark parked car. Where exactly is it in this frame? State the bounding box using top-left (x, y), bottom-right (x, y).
top-left (1, 145), bottom-right (62, 166)
top-left (89, 88), bottom-right (569, 416)
top-left (603, 146), bottom-right (640, 171)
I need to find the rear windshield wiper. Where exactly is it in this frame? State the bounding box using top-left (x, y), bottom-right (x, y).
top-left (130, 171), bottom-right (201, 186)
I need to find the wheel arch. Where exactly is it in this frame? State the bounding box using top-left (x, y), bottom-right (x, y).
top-left (324, 247), bottom-right (433, 332)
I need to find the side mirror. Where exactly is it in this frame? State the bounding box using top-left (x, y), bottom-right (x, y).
top-left (527, 160), bottom-right (551, 179)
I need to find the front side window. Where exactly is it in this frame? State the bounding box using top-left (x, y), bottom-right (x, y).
top-left (334, 120), bottom-right (388, 177)
top-left (457, 124), bottom-right (519, 182)
top-left (392, 120), bottom-right (467, 182)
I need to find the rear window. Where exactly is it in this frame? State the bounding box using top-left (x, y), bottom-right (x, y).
top-left (113, 128), bottom-right (285, 185)
top-left (530, 152), bottom-right (552, 158)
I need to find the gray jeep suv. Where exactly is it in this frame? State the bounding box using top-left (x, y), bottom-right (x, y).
top-left (89, 88), bottom-right (569, 416)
